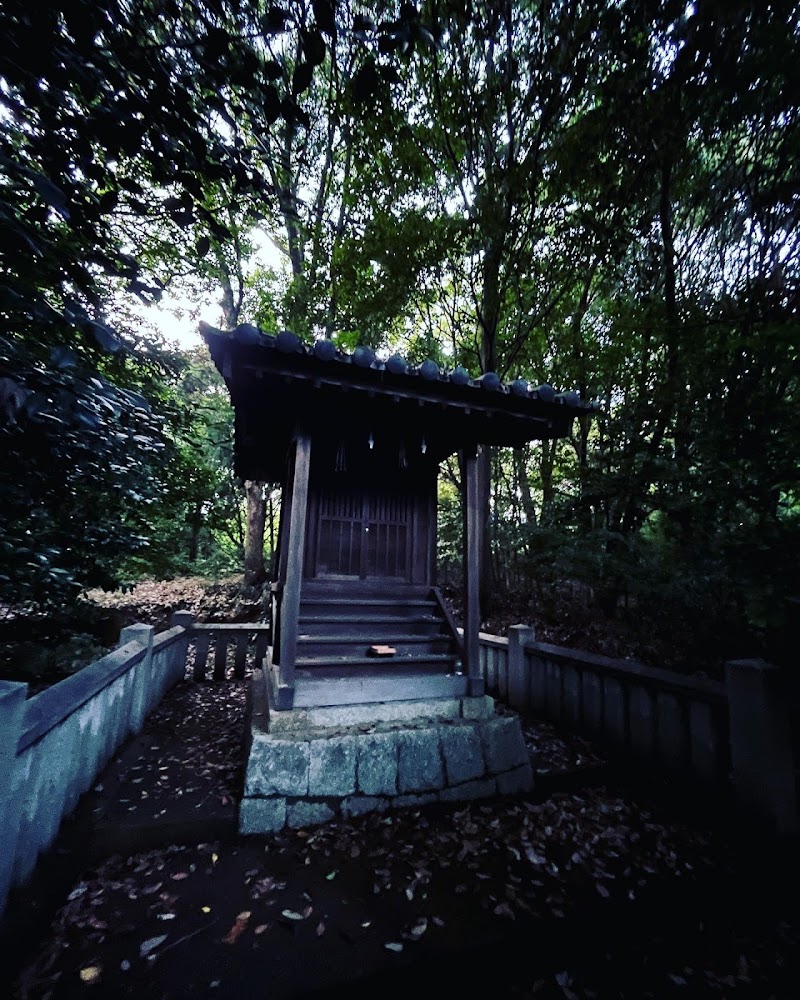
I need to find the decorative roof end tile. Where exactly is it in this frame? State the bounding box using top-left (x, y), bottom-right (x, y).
top-left (276, 330), bottom-right (302, 353)
top-left (352, 345), bottom-right (375, 368)
top-left (386, 353), bottom-right (408, 375)
top-left (313, 338), bottom-right (337, 361)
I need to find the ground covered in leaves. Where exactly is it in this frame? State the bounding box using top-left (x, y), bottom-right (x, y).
top-left (0, 578), bottom-right (266, 693)
top-left (4, 678), bottom-right (799, 1000)
top-left (85, 577), bottom-right (266, 634)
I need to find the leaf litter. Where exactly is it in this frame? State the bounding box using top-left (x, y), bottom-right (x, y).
top-left (8, 667), bottom-right (800, 998)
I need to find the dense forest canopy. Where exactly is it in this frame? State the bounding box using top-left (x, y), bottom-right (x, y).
top-left (1, 0), bottom-right (797, 671)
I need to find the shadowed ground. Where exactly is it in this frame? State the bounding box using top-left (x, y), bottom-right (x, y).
top-left (2, 678), bottom-right (798, 999)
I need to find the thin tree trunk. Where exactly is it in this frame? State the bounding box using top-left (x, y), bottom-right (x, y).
top-left (244, 480), bottom-right (267, 586)
top-left (539, 439), bottom-right (556, 526)
top-left (514, 445), bottom-right (537, 527)
top-left (218, 266), bottom-right (268, 587)
top-left (187, 502), bottom-right (203, 563)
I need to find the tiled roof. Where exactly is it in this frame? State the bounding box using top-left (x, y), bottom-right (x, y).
top-left (200, 321), bottom-right (596, 414)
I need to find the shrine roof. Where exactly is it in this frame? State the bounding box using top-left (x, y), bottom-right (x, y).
top-left (201, 323), bottom-right (597, 482)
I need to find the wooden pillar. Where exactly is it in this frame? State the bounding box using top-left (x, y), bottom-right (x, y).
top-left (276, 470), bottom-right (293, 585)
top-left (276, 433), bottom-right (311, 708)
top-left (463, 446), bottom-right (484, 696)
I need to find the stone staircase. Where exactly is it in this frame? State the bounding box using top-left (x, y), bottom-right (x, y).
top-left (295, 582), bottom-right (462, 673)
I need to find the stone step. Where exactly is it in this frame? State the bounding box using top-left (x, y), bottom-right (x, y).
top-left (300, 597), bottom-right (437, 607)
top-left (299, 603), bottom-right (439, 621)
top-left (300, 582), bottom-right (431, 599)
top-left (297, 615), bottom-right (446, 639)
top-left (295, 652), bottom-right (461, 670)
top-left (296, 634), bottom-right (454, 657)
top-left (299, 611), bottom-right (442, 621)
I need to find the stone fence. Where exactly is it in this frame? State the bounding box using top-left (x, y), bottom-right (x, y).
top-left (187, 621), bottom-right (271, 681)
top-left (479, 628), bottom-right (799, 837)
top-left (0, 617), bottom-right (273, 919)
top-left (0, 622), bottom-right (192, 918)
top-left (2, 616), bottom-right (796, 920)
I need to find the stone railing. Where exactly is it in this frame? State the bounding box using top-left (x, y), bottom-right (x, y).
top-left (0, 622), bottom-right (188, 917)
top-left (479, 627), bottom-right (799, 837)
top-left (3, 616), bottom-right (796, 920)
top-left (184, 619), bottom-right (271, 681)
top-left (0, 616), bottom-right (270, 918)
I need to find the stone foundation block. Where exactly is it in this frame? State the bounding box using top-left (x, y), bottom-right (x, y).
top-left (357, 732), bottom-right (399, 795)
top-left (245, 736), bottom-right (310, 796)
top-left (342, 795), bottom-right (389, 818)
top-left (395, 792), bottom-right (439, 809)
top-left (440, 724), bottom-right (486, 784)
top-left (240, 691), bottom-right (537, 834)
top-left (397, 728), bottom-right (445, 793)
top-left (309, 735), bottom-right (357, 797)
top-left (497, 763), bottom-right (534, 795)
top-left (287, 800), bottom-right (336, 829)
top-left (461, 695), bottom-right (495, 720)
top-left (481, 715), bottom-right (528, 774)
top-left (239, 797), bottom-right (286, 834)
top-left (440, 776), bottom-right (496, 802)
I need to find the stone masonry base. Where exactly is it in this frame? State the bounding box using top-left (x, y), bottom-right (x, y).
top-left (239, 670), bottom-right (533, 833)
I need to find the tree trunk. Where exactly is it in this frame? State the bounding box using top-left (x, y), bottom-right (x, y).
top-left (243, 480), bottom-right (267, 587)
top-left (539, 439), bottom-right (556, 525)
top-left (187, 501), bottom-right (203, 563)
top-left (514, 445), bottom-right (537, 527)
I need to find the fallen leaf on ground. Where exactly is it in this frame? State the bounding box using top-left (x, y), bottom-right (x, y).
top-left (139, 935), bottom-right (167, 958)
top-left (79, 966), bottom-right (101, 984)
top-left (222, 911), bottom-right (251, 944)
top-left (384, 942), bottom-right (403, 953)
top-left (407, 917), bottom-right (428, 940)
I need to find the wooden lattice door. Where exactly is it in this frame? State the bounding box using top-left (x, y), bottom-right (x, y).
top-left (316, 488), bottom-right (411, 581)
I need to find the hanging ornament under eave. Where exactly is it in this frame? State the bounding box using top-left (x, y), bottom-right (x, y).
top-left (335, 441), bottom-right (347, 472)
top-left (398, 441), bottom-right (408, 470)
top-left (368, 430), bottom-right (375, 450)
top-left (421, 435), bottom-right (427, 455)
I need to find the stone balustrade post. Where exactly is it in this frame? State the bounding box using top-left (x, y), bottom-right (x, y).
top-left (119, 623), bottom-right (155, 734)
top-left (169, 612), bottom-right (195, 684)
top-left (0, 681), bottom-right (27, 917)
top-left (726, 658), bottom-right (799, 835)
top-left (170, 611), bottom-right (194, 629)
top-left (507, 625), bottom-right (535, 712)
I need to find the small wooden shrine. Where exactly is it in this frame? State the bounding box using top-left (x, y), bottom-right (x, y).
top-left (202, 322), bottom-right (592, 713)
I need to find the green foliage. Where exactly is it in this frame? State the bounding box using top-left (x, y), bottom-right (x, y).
top-left (0, 335), bottom-right (167, 608)
top-left (436, 471), bottom-right (462, 586)
top-left (115, 348), bottom-right (249, 584)
top-left (1, 0), bottom-right (798, 672)
top-left (0, 0), bottom-right (426, 608)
